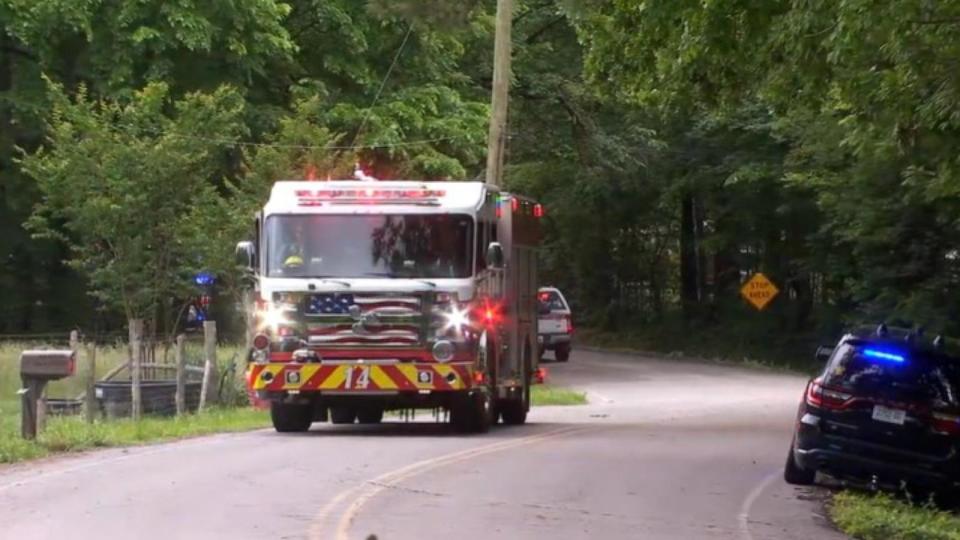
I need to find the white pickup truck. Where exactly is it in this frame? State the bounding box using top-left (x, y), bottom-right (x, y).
top-left (537, 287), bottom-right (572, 362)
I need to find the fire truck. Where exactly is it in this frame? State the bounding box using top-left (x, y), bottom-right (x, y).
top-left (236, 176), bottom-right (543, 433)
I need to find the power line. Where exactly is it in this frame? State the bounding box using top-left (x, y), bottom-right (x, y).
top-left (163, 132), bottom-right (461, 151)
top-left (99, 121), bottom-right (466, 151)
top-left (352, 24), bottom-right (416, 147)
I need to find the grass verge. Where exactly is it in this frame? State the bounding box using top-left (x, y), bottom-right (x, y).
top-left (531, 385), bottom-right (587, 406)
top-left (1, 340), bottom-right (261, 465)
top-left (831, 491), bottom-right (960, 540)
top-left (0, 400), bottom-right (268, 465)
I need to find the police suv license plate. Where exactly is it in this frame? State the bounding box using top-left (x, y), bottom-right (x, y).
top-left (871, 405), bottom-right (906, 425)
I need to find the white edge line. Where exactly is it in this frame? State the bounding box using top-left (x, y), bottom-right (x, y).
top-left (738, 469), bottom-right (782, 540)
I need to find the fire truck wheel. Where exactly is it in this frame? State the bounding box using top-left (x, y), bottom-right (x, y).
top-left (501, 346), bottom-right (531, 425)
top-left (356, 407), bottom-right (384, 424)
top-left (270, 401), bottom-right (313, 433)
top-left (451, 391), bottom-right (493, 433)
top-left (555, 344), bottom-right (571, 362)
top-left (330, 406), bottom-right (357, 424)
top-left (499, 398), bottom-right (527, 425)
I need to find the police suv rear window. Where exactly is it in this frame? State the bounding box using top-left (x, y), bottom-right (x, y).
top-left (824, 343), bottom-right (960, 407)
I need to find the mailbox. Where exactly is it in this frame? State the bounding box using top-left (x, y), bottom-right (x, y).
top-left (19, 349), bottom-right (76, 440)
top-left (21, 350), bottom-right (76, 380)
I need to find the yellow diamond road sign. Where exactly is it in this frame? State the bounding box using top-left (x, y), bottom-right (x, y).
top-left (741, 272), bottom-right (779, 311)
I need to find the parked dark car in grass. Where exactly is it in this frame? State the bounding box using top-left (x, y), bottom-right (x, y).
top-left (785, 325), bottom-right (960, 497)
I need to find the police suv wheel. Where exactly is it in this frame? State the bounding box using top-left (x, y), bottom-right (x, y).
top-left (783, 439), bottom-right (815, 485)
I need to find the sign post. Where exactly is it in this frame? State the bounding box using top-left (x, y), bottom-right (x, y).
top-left (740, 273), bottom-right (779, 311)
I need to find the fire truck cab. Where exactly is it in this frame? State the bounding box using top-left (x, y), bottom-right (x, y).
top-left (237, 179), bottom-right (542, 433)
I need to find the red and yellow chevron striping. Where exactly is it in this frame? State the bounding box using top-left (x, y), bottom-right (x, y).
top-left (247, 363), bottom-right (475, 393)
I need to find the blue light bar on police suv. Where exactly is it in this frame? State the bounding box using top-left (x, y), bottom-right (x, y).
top-left (862, 348), bottom-right (905, 363)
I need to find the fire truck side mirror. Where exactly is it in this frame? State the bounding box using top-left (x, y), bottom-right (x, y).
top-left (235, 241), bottom-right (256, 272)
top-left (486, 242), bottom-right (504, 270)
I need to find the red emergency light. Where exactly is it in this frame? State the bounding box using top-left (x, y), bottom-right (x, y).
top-left (534, 203), bottom-right (544, 218)
top-left (474, 299), bottom-right (501, 328)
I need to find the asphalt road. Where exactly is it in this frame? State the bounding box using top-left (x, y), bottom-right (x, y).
top-left (0, 349), bottom-right (847, 540)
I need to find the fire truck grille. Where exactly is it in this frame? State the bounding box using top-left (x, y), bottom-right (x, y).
top-left (302, 293), bottom-right (424, 347)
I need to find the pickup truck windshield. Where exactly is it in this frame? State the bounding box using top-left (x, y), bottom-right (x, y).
top-left (265, 214), bottom-right (474, 279)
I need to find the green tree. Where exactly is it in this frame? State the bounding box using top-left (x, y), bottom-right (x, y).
top-left (276, 0), bottom-right (490, 179)
top-left (0, 0), bottom-right (296, 333)
top-left (578, 1), bottom-right (960, 333)
top-left (20, 81), bottom-right (246, 331)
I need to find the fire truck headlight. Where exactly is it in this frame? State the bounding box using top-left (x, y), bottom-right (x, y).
top-left (442, 306), bottom-right (470, 333)
top-left (261, 303), bottom-right (295, 332)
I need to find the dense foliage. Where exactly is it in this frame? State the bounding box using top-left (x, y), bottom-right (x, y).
top-left (2, 1), bottom-right (958, 347)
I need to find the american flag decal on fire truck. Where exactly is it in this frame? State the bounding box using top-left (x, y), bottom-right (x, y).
top-left (304, 293), bottom-right (422, 346)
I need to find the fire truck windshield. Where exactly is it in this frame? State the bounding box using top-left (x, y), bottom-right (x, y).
top-left (265, 214), bottom-right (474, 279)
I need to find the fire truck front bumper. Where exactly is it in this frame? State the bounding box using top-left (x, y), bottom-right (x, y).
top-left (247, 362), bottom-right (477, 395)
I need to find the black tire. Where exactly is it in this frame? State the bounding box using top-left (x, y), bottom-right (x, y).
top-left (357, 408), bottom-right (384, 424)
top-left (270, 401), bottom-right (313, 433)
top-left (784, 440), bottom-right (816, 485)
top-left (500, 398), bottom-right (528, 425)
top-left (502, 345), bottom-right (532, 426)
top-left (330, 406), bottom-right (357, 425)
top-left (932, 488), bottom-right (960, 509)
top-left (556, 344), bottom-right (571, 362)
top-left (451, 391), bottom-right (494, 433)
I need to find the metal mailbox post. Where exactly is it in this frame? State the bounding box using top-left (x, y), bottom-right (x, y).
top-left (20, 350), bottom-right (76, 440)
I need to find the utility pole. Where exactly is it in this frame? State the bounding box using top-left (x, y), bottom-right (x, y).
top-left (485, 0), bottom-right (514, 187)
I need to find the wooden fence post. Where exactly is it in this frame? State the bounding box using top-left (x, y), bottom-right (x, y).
top-left (175, 334), bottom-right (187, 416)
top-left (21, 379), bottom-right (44, 440)
top-left (199, 321), bottom-right (218, 411)
top-left (129, 319), bottom-right (144, 421)
top-left (47, 330), bottom-right (79, 430)
top-left (85, 343), bottom-right (97, 423)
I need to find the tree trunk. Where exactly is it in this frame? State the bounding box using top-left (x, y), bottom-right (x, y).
top-left (797, 274), bottom-right (813, 330)
top-left (680, 192), bottom-right (700, 321)
top-left (129, 318), bottom-right (144, 421)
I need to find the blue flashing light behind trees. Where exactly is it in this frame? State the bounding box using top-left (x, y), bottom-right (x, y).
top-left (195, 272), bottom-right (216, 287)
